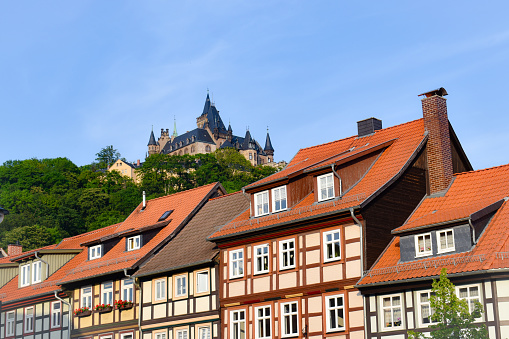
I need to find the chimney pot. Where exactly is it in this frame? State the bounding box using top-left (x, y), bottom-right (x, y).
top-left (7, 243), bottom-right (22, 257)
top-left (357, 118), bottom-right (382, 137)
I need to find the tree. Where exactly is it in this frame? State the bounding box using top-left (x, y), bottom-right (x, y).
top-left (408, 268), bottom-right (488, 339)
top-left (0, 224), bottom-right (56, 251)
top-left (95, 145), bottom-right (121, 169)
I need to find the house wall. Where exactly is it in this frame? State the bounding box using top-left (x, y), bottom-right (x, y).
top-left (363, 278), bottom-right (502, 339)
top-left (140, 265), bottom-right (219, 339)
top-left (0, 295), bottom-right (71, 339)
top-left (0, 267), bottom-right (17, 288)
top-left (220, 220), bottom-right (364, 339)
top-left (71, 279), bottom-right (139, 339)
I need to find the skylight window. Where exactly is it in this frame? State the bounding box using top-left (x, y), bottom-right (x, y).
top-left (158, 210), bottom-right (174, 222)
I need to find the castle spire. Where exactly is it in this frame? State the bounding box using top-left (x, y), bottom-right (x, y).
top-left (172, 116), bottom-right (178, 137)
top-left (264, 127), bottom-right (274, 155)
top-left (147, 128), bottom-right (157, 146)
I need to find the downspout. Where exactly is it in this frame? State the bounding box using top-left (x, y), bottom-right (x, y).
top-left (54, 291), bottom-right (72, 339)
top-left (468, 217), bottom-right (478, 245)
top-left (349, 208), bottom-right (364, 276)
top-left (34, 252), bottom-right (49, 281)
top-left (331, 164), bottom-right (342, 197)
top-left (124, 269), bottom-right (142, 338)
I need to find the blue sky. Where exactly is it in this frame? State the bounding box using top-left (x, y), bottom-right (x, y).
top-left (1, 1), bottom-right (509, 170)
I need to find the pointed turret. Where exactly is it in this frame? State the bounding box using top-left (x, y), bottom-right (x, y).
top-left (172, 116), bottom-right (178, 137)
top-left (147, 128), bottom-right (159, 155)
top-left (264, 129), bottom-right (274, 155)
top-left (148, 129), bottom-right (157, 146)
top-left (202, 92), bottom-right (211, 116)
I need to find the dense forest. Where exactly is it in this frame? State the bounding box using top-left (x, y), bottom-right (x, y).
top-left (0, 147), bottom-right (278, 251)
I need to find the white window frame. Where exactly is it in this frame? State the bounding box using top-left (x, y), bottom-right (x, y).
top-left (255, 305), bottom-right (271, 339)
top-left (254, 191), bottom-right (269, 217)
top-left (175, 329), bottom-right (188, 339)
top-left (197, 326), bottom-right (211, 339)
top-left (317, 173), bottom-right (335, 202)
top-left (280, 301), bottom-right (299, 337)
top-left (89, 244), bottom-right (102, 260)
top-left (229, 249), bottom-right (244, 279)
top-left (175, 274), bottom-right (187, 297)
top-left (279, 239), bottom-right (296, 271)
top-left (51, 301), bottom-right (62, 329)
top-left (417, 290), bottom-right (437, 327)
top-left (437, 228), bottom-right (455, 253)
top-left (196, 270), bottom-right (209, 294)
top-left (127, 235), bottom-right (141, 251)
top-left (81, 286), bottom-right (92, 308)
top-left (457, 284), bottom-right (482, 317)
top-left (325, 294), bottom-right (346, 332)
top-left (415, 233), bottom-right (433, 257)
top-left (32, 260), bottom-right (42, 284)
top-left (154, 332), bottom-right (167, 339)
top-left (254, 244), bottom-right (270, 275)
top-left (323, 229), bottom-right (341, 262)
top-left (380, 294), bottom-right (404, 331)
top-left (154, 278), bottom-right (166, 301)
top-left (120, 333), bottom-right (134, 339)
top-left (6, 310), bottom-right (15, 336)
top-left (271, 186), bottom-right (287, 213)
top-left (102, 281), bottom-right (114, 305)
top-left (230, 309), bottom-right (246, 339)
top-left (24, 306), bottom-right (34, 333)
top-left (20, 263), bottom-right (30, 287)
top-left (122, 278), bottom-right (134, 301)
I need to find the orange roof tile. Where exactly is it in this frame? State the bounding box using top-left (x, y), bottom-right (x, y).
top-left (210, 119), bottom-right (426, 239)
top-left (358, 164), bottom-right (509, 286)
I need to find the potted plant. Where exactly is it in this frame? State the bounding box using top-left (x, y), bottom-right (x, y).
top-left (74, 307), bottom-right (91, 317)
top-left (95, 303), bottom-right (112, 313)
top-left (114, 300), bottom-right (133, 310)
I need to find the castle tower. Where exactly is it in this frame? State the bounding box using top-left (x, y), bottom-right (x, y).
top-left (264, 128), bottom-right (274, 163)
top-left (147, 128), bottom-right (159, 155)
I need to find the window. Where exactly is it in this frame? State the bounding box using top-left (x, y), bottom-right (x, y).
top-left (154, 278), bottom-right (166, 301)
top-left (255, 305), bottom-right (271, 339)
top-left (197, 326), bottom-right (211, 339)
top-left (230, 310), bottom-right (246, 339)
top-left (121, 334), bottom-right (134, 339)
top-left (81, 286), bottom-right (92, 308)
top-left (176, 329), bottom-right (188, 339)
top-left (254, 191), bottom-right (269, 216)
top-left (415, 233), bottom-right (432, 257)
top-left (20, 263), bottom-right (30, 287)
top-left (326, 295), bottom-right (345, 332)
top-left (437, 229), bottom-right (455, 253)
top-left (323, 230), bottom-right (341, 262)
top-left (272, 186), bottom-right (287, 212)
top-left (229, 249), bottom-right (244, 279)
top-left (381, 294), bottom-right (403, 330)
top-left (418, 291), bottom-right (436, 327)
top-left (102, 281), bottom-right (113, 305)
top-left (279, 239), bottom-right (295, 270)
top-left (122, 278), bottom-right (134, 301)
top-left (175, 274), bottom-right (187, 297)
top-left (51, 301), bottom-right (61, 328)
top-left (196, 270), bottom-right (209, 294)
top-left (155, 333), bottom-right (167, 339)
top-left (318, 173), bottom-right (334, 201)
top-left (458, 285), bottom-right (481, 315)
top-left (24, 307), bottom-right (34, 333)
top-left (89, 244), bottom-right (102, 260)
top-left (249, 153), bottom-right (253, 160)
top-left (127, 235), bottom-right (141, 251)
top-left (254, 244), bottom-right (270, 275)
top-left (281, 301), bottom-right (299, 337)
top-left (6, 311), bottom-right (15, 336)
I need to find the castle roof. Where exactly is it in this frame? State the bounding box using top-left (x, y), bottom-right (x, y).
top-left (201, 94), bottom-right (227, 133)
top-left (264, 131), bottom-right (274, 152)
top-left (161, 128), bottom-right (215, 154)
top-left (148, 130), bottom-right (157, 146)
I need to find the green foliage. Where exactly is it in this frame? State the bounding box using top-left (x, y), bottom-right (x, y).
top-left (95, 145), bottom-right (121, 169)
top-left (408, 268), bottom-right (488, 339)
top-left (0, 225), bottom-right (56, 251)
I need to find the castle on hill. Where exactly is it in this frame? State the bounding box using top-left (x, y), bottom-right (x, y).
top-left (147, 93), bottom-right (275, 166)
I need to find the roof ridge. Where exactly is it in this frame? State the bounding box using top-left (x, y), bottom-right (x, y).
top-left (58, 222), bottom-right (122, 242)
top-left (453, 162), bottom-right (509, 177)
top-left (209, 191), bottom-right (243, 201)
top-left (146, 182), bottom-right (219, 203)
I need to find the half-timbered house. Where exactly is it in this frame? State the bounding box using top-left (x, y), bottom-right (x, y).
top-left (357, 163), bottom-right (509, 339)
top-left (134, 191), bottom-right (250, 339)
top-left (208, 88), bottom-right (471, 339)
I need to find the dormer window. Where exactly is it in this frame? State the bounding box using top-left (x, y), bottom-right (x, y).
top-left (254, 191), bottom-right (269, 216)
top-left (32, 261), bottom-right (42, 284)
top-left (272, 186), bottom-right (287, 212)
top-left (415, 233), bottom-right (432, 257)
top-left (318, 173), bottom-right (334, 202)
top-left (89, 245), bottom-right (102, 260)
top-left (437, 229), bottom-right (455, 253)
top-left (127, 235), bottom-right (141, 251)
top-left (20, 263), bottom-right (30, 287)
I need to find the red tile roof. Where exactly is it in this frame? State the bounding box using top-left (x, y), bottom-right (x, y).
top-left (358, 164), bottom-right (509, 286)
top-left (210, 119), bottom-right (426, 239)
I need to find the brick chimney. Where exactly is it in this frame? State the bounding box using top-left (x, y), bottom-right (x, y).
top-left (419, 87), bottom-right (453, 194)
top-left (7, 243), bottom-right (22, 257)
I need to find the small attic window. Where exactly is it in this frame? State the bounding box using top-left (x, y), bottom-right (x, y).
top-left (158, 210), bottom-right (174, 221)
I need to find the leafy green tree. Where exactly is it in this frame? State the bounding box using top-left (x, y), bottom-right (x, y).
top-left (408, 268), bottom-right (488, 339)
top-left (0, 225), bottom-right (56, 251)
top-left (95, 145), bottom-right (121, 169)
